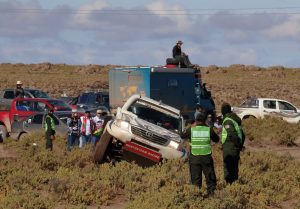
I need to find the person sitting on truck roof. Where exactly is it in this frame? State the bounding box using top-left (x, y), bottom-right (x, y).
top-left (172, 40), bottom-right (195, 68)
top-left (14, 81), bottom-right (25, 98)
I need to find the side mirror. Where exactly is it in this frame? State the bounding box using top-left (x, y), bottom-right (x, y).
top-left (13, 115), bottom-right (19, 122)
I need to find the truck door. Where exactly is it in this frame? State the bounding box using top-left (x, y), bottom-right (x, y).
top-left (262, 99), bottom-right (277, 118)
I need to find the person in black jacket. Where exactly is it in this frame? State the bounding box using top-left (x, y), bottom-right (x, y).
top-left (67, 109), bottom-right (80, 151)
top-left (14, 81), bottom-right (25, 98)
top-left (172, 40), bottom-right (195, 68)
top-left (221, 103), bottom-right (245, 184)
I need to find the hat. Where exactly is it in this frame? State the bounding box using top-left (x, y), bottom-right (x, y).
top-left (195, 110), bottom-right (207, 122)
top-left (221, 103), bottom-right (232, 116)
top-left (71, 109), bottom-right (78, 113)
top-left (96, 109), bottom-right (103, 114)
top-left (177, 40), bottom-right (183, 44)
top-left (16, 81), bottom-right (23, 85)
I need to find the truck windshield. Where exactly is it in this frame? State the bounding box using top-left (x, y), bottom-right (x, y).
top-left (78, 93), bottom-right (107, 104)
top-left (28, 90), bottom-right (50, 98)
top-left (240, 98), bottom-right (258, 108)
top-left (128, 100), bottom-right (181, 133)
top-left (48, 100), bottom-right (72, 111)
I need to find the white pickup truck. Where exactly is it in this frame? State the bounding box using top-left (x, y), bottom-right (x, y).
top-left (233, 97), bottom-right (300, 124)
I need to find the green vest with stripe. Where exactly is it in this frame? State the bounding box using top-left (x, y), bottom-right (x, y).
top-left (221, 117), bottom-right (242, 144)
top-left (45, 115), bottom-right (55, 132)
top-left (191, 126), bottom-right (211, 156)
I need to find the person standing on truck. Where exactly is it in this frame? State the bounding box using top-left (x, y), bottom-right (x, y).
top-left (181, 110), bottom-right (219, 196)
top-left (80, 110), bottom-right (94, 148)
top-left (221, 103), bottom-right (245, 184)
top-left (172, 40), bottom-right (195, 68)
top-left (14, 81), bottom-right (25, 98)
top-left (67, 109), bottom-right (80, 151)
top-left (44, 108), bottom-right (56, 151)
top-left (92, 109), bottom-right (107, 148)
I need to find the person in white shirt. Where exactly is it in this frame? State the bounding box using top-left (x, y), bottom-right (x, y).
top-left (91, 109), bottom-right (107, 148)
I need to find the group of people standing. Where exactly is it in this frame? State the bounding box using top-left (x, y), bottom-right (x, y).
top-left (44, 108), bottom-right (108, 151)
top-left (66, 109), bottom-right (108, 151)
top-left (183, 102), bottom-right (245, 196)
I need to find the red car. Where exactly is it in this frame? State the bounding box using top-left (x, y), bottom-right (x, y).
top-left (0, 98), bottom-right (73, 141)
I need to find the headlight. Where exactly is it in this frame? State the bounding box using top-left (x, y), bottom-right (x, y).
top-left (115, 119), bottom-right (129, 130)
top-left (168, 140), bottom-right (179, 150)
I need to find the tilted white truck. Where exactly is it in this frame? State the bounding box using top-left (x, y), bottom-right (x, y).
top-left (232, 97), bottom-right (300, 124)
top-left (93, 94), bottom-right (187, 166)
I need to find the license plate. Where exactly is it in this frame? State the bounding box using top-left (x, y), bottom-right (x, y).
top-left (123, 142), bottom-right (161, 162)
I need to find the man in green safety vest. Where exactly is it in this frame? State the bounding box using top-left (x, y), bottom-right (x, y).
top-left (44, 109), bottom-right (56, 151)
top-left (181, 110), bottom-right (219, 196)
top-left (221, 103), bottom-right (245, 184)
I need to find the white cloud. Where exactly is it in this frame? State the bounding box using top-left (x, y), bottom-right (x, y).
top-left (73, 0), bottom-right (109, 26)
top-left (263, 16), bottom-right (300, 39)
top-left (146, 0), bottom-right (192, 31)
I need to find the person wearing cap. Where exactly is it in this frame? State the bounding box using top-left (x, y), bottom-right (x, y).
top-left (181, 110), bottom-right (219, 196)
top-left (44, 109), bottom-right (56, 151)
top-left (92, 109), bottom-right (108, 148)
top-left (79, 110), bottom-right (95, 148)
top-left (172, 40), bottom-right (195, 68)
top-left (221, 103), bottom-right (245, 184)
top-left (67, 109), bottom-right (80, 151)
top-left (14, 81), bottom-right (25, 98)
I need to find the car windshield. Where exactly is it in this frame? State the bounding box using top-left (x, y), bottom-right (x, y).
top-left (48, 100), bottom-right (72, 111)
top-left (128, 100), bottom-right (181, 133)
top-left (28, 90), bottom-right (50, 98)
top-left (240, 98), bottom-right (258, 108)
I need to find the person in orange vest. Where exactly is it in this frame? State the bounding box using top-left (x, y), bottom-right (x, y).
top-left (79, 110), bottom-right (95, 148)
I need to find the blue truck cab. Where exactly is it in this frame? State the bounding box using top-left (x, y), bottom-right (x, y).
top-left (109, 66), bottom-right (215, 121)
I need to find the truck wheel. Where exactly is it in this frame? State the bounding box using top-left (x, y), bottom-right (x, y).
top-left (0, 125), bottom-right (8, 142)
top-left (93, 129), bottom-right (112, 163)
top-left (18, 133), bottom-right (28, 141)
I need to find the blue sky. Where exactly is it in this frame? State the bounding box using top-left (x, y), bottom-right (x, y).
top-left (1, 0), bottom-right (300, 67)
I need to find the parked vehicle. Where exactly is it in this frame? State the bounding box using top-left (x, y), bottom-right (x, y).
top-left (0, 98), bottom-right (73, 140)
top-left (93, 94), bottom-right (187, 166)
top-left (0, 88), bottom-right (50, 108)
top-left (233, 97), bottom-right (300, 124)
top-left (10, 112), bottom-right (69, 140)
top-left (68, 91), bottom-right (110, 114)
top-left (109, 67), bottom-right (215, 120)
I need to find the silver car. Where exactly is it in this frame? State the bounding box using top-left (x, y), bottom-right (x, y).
top-left (10, 112), bottom-right (69, 140)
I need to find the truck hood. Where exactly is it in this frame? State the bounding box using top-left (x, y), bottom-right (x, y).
top-left (130, 117), bottom-right (182, 143)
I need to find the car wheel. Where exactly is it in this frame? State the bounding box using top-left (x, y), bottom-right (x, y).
top-left (243, 115), bottom-right (256, 120)
top-left (0, 125), bottom-right (8, 142)
top-left (93, 129), bottom-right (112, 163)
top-left (18, 133), bottom-right (28, 141)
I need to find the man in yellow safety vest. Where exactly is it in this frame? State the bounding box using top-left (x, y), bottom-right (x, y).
top-left (221, 103), bottom-right (245, 184)
top-left (182, 110), bottom-right (219, 196)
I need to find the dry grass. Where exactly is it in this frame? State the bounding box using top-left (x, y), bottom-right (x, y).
top-left (0, 134), bottom-right (300, 209)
